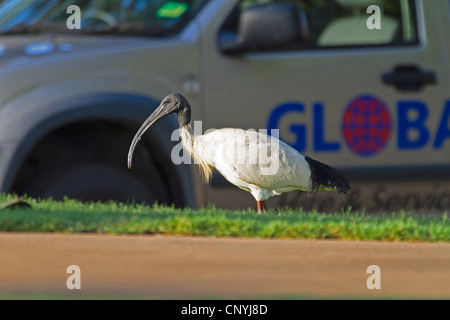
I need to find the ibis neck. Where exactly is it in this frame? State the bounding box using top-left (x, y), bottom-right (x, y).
top-left (177, 107), bottom-right (191, 128)
top-left (179, 123), bottom-right (213, 182)
top-left (180, 123), bottom-right (194, 145)
top-left (178, 106), bottom-right (193, 146)
top-left (178, 102), bottom-right (194, 148)
top-left (179, 124), bottom-right (196, 165)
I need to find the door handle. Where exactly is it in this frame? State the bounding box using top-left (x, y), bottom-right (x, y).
top-left (382, 65), bottom-right (437, 92)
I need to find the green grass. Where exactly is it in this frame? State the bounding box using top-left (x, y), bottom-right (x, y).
top-left (0, 194), bottom-right (448, 242)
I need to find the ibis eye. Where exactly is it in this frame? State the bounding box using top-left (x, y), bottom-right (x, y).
top-left (165, 98), bottom-right (171, 104)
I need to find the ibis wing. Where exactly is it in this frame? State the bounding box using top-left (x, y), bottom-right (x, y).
top-left (198, 129), bottom-right (312, 191)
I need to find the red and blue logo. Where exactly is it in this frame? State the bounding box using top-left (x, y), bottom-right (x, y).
top-left (342, 95), bottom-right (392, 156)
top-left (268, 94), bottom-right (450, 156)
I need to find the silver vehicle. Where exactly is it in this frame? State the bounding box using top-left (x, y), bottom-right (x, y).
top-left (0, 0), bottom-right (448, 213)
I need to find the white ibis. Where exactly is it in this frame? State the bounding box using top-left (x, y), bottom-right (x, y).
top-left (128, 92), bottom-right (350, 213)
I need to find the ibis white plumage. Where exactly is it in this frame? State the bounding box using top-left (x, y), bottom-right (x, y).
top-left (128, 92), bottom-right (350, 213)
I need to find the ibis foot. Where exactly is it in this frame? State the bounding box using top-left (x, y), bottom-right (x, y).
top-left (257, 201), bottom-right (267, 213)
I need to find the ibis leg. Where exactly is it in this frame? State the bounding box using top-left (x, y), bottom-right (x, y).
top-left (257, 201), bottom-right (267, 213)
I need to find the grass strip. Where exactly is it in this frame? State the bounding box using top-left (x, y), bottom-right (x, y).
top-left (0, 194), bottom-right (448, 242)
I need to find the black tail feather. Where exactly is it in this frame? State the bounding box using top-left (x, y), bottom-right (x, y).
top-left (304, 156), bottom-right (351, 194)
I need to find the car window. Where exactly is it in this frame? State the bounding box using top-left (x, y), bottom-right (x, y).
top-left (0, 0), bottom-right (210, 37)
top-left (237, 0), bottom-right (419, 50)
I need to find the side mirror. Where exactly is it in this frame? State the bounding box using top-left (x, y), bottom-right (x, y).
top-left (219, 2), bottom-right (308, 55)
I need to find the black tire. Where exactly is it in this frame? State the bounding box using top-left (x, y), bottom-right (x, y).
top-left (24, 163), bottom-right (157, 204)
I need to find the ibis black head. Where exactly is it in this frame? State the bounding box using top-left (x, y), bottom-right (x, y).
top-left (127, 92), bottom-right (191, 169)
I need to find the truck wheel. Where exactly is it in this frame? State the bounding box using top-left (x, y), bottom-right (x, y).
top-left (24, 163), bottom-right (157, 204)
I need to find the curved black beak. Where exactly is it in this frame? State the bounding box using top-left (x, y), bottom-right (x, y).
top-left (127, 104), bottom-right (171, 169)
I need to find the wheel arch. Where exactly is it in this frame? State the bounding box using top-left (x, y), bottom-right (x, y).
top-left (2, 92), bottom-right (196, 208)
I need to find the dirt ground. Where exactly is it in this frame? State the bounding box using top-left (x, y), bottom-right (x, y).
top-left (0, 233), bottom-right (449, 299)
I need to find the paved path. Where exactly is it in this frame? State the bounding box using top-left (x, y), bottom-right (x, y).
top-left (0, 233), bottom-right (449, 298)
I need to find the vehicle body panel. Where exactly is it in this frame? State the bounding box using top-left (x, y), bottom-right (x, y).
top-left (0, 0), bottom-right (448, 213)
